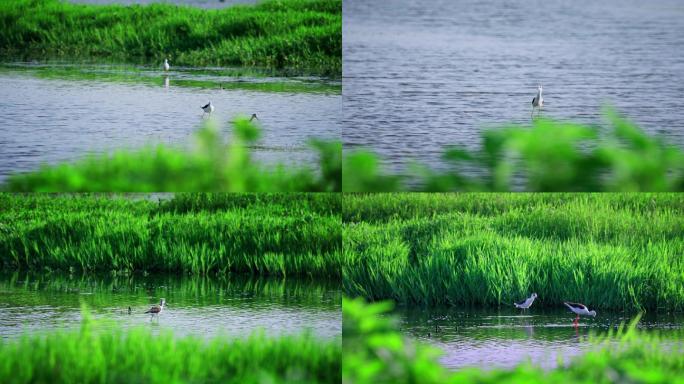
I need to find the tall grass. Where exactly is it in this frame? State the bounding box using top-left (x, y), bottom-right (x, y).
top-left (2, 118), bottom-right (342, 192)
top-left (343, 296), bottom-right (684, 384)
top-left (343, 193), bottom-right (684, 311)
top-left (0, 310), bottom-right (341, 384)
top-left (343, 109), bottom-right (684, 192)
top-left (0, 0), bottom-right (341, 76)
top-left (0, 193), bottom-right (341, 277)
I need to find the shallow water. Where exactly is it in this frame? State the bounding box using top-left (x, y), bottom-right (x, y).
top-left (397, 306), bottom-right (684, 370)
top-left (0, 63), bottom-right (341, 181)
top-left (0, 273), bottom-right (341, 340)
top-left (343, 0), bottom-right (684, 174)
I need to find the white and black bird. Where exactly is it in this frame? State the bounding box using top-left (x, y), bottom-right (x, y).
top-left (514, 293), bottom-right (538, 311)
top-left (163, 58), bottom-right (170, 72)
top-left (564, 302), bottom-right (596, 326)
top-left (249, 113), bottom-right (258, 122)
top-left (531, 84), bottom-right (543, 117)
top-left (201, 102), bottom-right (214, 117)
top-left (145, 298), bottom-right (166, 320)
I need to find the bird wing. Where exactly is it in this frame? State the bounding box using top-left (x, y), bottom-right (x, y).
top-left (564, 302), bottom-right (586, 310)
top-left (201, 103), bottom-right (210, 109)
top-left (146, 305), bottom-right (161, 313)
top-left (515, 298), bottom-right (527, 306)
top-left (532, 97), bottom-right (536, 105)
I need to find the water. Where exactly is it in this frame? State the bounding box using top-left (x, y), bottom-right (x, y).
top-left (343, 0), bottom-right (684, 174)
top-left (0, 273), bottom-right (341, 340)
top-left (397, 306), bottom-right (684, 370)
top-left (0, 63), bottom-right (341, 181)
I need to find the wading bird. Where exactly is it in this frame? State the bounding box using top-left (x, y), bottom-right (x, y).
top-left (532, 85), bottom-right (543, 117)
top-left (145, 298), bottom-right (166, 320)
top-left (201, 102), bottom-right (214, 117)
top-left (514, 293), bottom-right (538, 312)
top-left (249, 113), bottom-right (258, 122)
top-left (564, 302), bottom-right (596, 326)
top-left (163, 58), bottom-right (170, 72)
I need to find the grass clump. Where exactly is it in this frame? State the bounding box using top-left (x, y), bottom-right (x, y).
top-left (0, 193), bottom-right (341, 277)
top-left (344, 296), bottom-right (684, 384)
top-left (0, 0), bottom-right (341, 76)
top-left (0, 310), bottom-right (341, 384)
top-left (343, 108), bottom-right (684, 192)
top-left (2, 118), bottom-right (341, 192)
top-left (343, 193), bottom-right (684, 311)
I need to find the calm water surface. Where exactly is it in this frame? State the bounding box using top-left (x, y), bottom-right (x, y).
top-left (344, 0), bottom-right (684, 173)
top-left (0, 63), bottom-right (340, 181)
top-left (0, 273), bottom-right (341, 340)
top-left (397, 306), bottom-right (684, 370)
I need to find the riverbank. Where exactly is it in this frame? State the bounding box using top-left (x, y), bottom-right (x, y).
top-left (0, 0), bottom-right (341, 76)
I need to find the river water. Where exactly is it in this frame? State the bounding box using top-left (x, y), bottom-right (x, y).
top-left (343, 0), bottom-right (684, 174)
top-left (0, 273), bottom-right (341, 340)
top-left (397, 306), bottom-right (683, 370)
top-left (0, 63), bottom-right (340, 181)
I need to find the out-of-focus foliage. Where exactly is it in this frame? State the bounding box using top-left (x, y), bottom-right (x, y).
top-left (343, 108), bottom-right (684, 192)
top-left (3, 118), bottom-right (341, 192)
top-left (0, 0), bottom-right (341, 76)
top-left (0, 307), bottom-right (341, 384)
top-left (343, 297), bottom-right (684, 384)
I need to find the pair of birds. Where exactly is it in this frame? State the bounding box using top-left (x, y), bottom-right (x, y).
top-left (200, 101), bottom-right (259, 122)
top-left (514, 293), bottom-right (596, 326)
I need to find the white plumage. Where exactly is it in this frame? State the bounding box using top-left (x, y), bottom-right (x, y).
top-left (532, 84), bottom-right (543, 117)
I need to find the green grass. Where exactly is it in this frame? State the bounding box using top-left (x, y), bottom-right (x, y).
top-left (0, 193), bottom-right (341, 277)
top-left (343, 108), bottom-right (684, 192)
top-left (343, 297), bottom-right (684, 384)
top-left (0, 0), bottom-right (341, 77)
top-left (0, 309), bottom-right (340, 384)
top-left (343, 193), bottom-right (684, 311)
top-left (2, 118), bottom-right (342, 192)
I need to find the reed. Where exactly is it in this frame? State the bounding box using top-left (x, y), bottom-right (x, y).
top-left (343, 193), bottom-right (684, 311)
top-left (0, 193), bottom-right (341, 277)
top-left (0, 0), bottom-right (341, 76)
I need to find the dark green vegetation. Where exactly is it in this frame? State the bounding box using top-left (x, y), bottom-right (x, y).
top-left (344, 297), bottom-right (684, 384)
top-left (343, 193), bottom-right (684, 311)
top-left (3, 119), bottom-right (341, 192)
top-left (0, 193), bottom-right (341, 276)
top-left (0, 0), bottom-right (341, 76)
top-left (343, 109), bottom-right (684, 192)
top-left (0, 310), bottom-right (340, 384)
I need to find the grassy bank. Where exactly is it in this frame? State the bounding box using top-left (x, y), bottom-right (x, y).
top-left (0, 313), bottom-right (340, 384)
top-left (343, 109), bottom-right (684, 192)
top-left (0, 193), bottom-right (341, 277)
top-left (343, 193), bottom-right (684, 311)
top-left (343, 297), bottom-right (684, 384)
top-left (2, 119), bottom-right (341, 192)
top-left (0, 0), bottom-right (341, 76)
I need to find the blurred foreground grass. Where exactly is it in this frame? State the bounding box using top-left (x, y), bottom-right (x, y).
top-left (343, 297), bottom-right (684, 384)
top-left (343, 108), bottom-right (684, 192)
top-left (3, 118), bottom-right (341, 192)
top-left (0, 308), bottom-right (341, 384)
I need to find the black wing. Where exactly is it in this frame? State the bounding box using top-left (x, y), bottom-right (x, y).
top-left (201, 103), bottom-right (210, 109)
top-left (515, 299), bottom-right (527, 306)
top-left (532, 97), bottom-right (536, 105)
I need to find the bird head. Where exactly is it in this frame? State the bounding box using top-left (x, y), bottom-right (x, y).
top-left (589, 310), bottom-right (596, 317)
top-left (531, 293), bottom-right (538, 298)
top-left (538, 84), bottom-right (543, 91)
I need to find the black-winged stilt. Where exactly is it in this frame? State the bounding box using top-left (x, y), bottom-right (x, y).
top-left (201, 102), bottom-right (214, 117)
top-left (163, 58), bottom-right (170, 72)
top-left (564, 302), bottom-right (596, 326)
top-left (514, 293), bottom-right (538, 312)
top-left (249, 113), bottom-right (258, 122)
top-left (532, 85), bottom-right (543, 117)
top-left (145, 298), bottom-right (166, 320)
